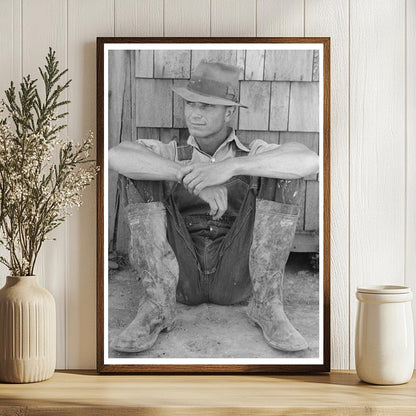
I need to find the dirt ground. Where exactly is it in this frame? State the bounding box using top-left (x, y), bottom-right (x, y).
top-left (108, 252), bottom-right (319, 359)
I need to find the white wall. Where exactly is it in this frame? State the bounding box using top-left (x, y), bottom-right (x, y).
top-left (0, 0), bottom-right (414, 370)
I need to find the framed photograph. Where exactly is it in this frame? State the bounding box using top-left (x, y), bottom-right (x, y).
top-left (97, 37), bottom-right (330, 373)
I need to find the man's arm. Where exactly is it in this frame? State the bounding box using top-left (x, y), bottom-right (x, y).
top-left (181, 142), bottom-right (319, 194)
top-left (234, 142), bottom-right (319, 178)
top-left (108, 141), bottom-right (181, 181)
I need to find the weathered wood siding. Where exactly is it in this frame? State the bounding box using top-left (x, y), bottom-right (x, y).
top-left (109, 49), bottom-right (321, 253)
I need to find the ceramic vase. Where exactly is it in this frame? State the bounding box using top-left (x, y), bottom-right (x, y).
top-left (355, 285), bottom-right (414, 385)
top-left (0, 276), bottom-right (56, 383)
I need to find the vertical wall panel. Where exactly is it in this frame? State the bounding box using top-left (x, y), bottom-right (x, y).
top-left (305, 0), bottom-right (350, 370)
top-left (257, 0), bottom-right (304, 36)
top-left (350, 0), bottom-right (406, 368)
top-left (22, 0), bottom-right (67, 369)
top-left (115, 0), bottom-right (163, 36)
top-left (211, 0), bottom-right (256, 36)
top-left (165, 0), bottom-right (210, 36)
top-left (406, 0), bottom-right (416, 365)
top-left (0, 0), bottom-right (21, 288)
top-left (0, 0), bottom-right (21, 100)
top-left (264, 51), bottom-right (314, 81)
top-left (245, 50), bottom-right (265, 81)
top-left (67, 0), bottom-right (113, 370)
top-left (288, 82), bottom-right (319, 132)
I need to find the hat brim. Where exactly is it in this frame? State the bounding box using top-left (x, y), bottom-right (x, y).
top-left (171, 86), bottom-right (248, 108)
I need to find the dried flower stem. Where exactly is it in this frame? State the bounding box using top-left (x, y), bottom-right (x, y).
top-left (0, 48), bottom-right (97, 276)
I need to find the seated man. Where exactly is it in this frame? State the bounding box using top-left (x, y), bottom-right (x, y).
top-left (108, 61), bottom-right (319, 354)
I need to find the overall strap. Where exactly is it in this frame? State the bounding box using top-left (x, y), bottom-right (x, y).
top-left (177, 145), bottom-right (194, 161)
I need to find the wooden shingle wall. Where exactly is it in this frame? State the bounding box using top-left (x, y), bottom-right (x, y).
top-left (124, 49), bottom-right (320, 251)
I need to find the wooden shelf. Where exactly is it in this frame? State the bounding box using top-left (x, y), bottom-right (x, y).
top-left (0, 370), bottom-right (415, 415)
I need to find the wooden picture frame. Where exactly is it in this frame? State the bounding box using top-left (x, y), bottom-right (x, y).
top-left (97, 37), bottom-right (330, 374)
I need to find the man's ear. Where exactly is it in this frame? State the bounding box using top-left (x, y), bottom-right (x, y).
top-left (224, 106), bottom-right (237, 122)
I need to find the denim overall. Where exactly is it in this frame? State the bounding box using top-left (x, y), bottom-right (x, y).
top-left (118, 145), bottom-right (303, 307)
top-left (165, 144), bottom-right (257, 306)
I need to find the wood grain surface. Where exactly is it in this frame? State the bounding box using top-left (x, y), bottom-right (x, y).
top-left (0, 371), bottom-right (415, 415)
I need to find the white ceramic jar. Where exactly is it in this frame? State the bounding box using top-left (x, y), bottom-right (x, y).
top-left (355, 285), bottom-right (414, 385)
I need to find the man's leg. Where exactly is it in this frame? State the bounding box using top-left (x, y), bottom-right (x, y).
top-left (111, 176), bottom-right (179, 353)
top-left (165, 197), bottom-right (210, 306)
top-left (247, 178), bottom-right (308, 352)
top-left (208, 179), bottom-right (257, 305)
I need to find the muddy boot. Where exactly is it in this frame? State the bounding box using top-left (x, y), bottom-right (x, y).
top-left (247, 198), bottom-right (308, 352)
top-left (111, 201), bottom-right (179, 353)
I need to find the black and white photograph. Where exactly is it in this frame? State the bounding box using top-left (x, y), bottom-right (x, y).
top-left (97, 39), bottom-right (330, 373)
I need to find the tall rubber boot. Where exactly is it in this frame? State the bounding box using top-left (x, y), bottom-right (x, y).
top-left (111, 179), bottom-right (179, 353)
top-left (247, 198), bottom-right (308, 352)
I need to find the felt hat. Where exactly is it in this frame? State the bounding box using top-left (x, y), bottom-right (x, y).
top-left (171, 61), bottom-right (248, 108)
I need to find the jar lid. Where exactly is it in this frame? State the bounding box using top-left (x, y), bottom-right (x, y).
top-left (357, 285), bottom-right (411, 294)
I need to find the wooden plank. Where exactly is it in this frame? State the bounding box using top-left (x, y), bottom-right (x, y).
top-left (137, 128), bottom-right (160, 141)
top-left (164, 0), bottom-right (210, 36)
top-left (238, 81), bottom-right (271, 131)
top-left (115, 0), bottom-right (163, 36)
top-left (3, 371), bottom-right (416, 413)
top-left (154, 50), bottom-right (191, 79)
top-left (211, 0), bottom-right (256, 37)
top-left (257, 0), bottom-right (304, 36)
top-left (22, 0), bottom-right (67, 369)
top-left (305, 181), bottom-right (319, 231)
top-left (0, 0), bottom-right (21, 101)
top-left (115, 52), bottom-right (135, 256)
top-left (349, 0), bottom-right (406, 369)
top-left (135, 50), bottom-right (153, 78)
top-left (173, 79), bottom-right (189, 128)
top-left (135, 79), bottom-right (172, 127)
top-left (245, 50), bottom-right (265, 81)
top-left (236, 50), bottom-right (246, 81)
top-left (0, 0), bottom-right (21, 287)
top-left (292, 232), bottom-right (319, 253)
top-left (305, 0), bottom-right (350, 370)
top-left (312, 50), bottom-right (320, 82)
top-left (236, 130), bottom-right (279, 146)
top-left (264, 50), bottom-right (314, 82)
top-left (288, 82), bottom-right (319, 132)
top-left (270, 82), bottom-right (290, 131)
top-left (191, 49), bottom-right (245, 81)
top-left (296, 179), bottom-right (306, 231)
top-left (66, 0), bottom-right (113, 370)
top-left (108, 50), bottom-right (128, 257)
top-left (191, 50), bottom-right (239, 73)
top-left (406, 0), bottom-right (416, 367)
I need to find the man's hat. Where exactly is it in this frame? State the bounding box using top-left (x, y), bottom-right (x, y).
top-left (171, 61), bottom-right (248, 108)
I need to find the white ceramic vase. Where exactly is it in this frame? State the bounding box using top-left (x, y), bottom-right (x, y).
top-left (0, 276), bottom-right (56, 383)
top-left (355, 285), bottom-right (414, 385)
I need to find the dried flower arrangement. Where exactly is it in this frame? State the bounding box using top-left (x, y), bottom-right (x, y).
top-left (0, 48), bottom-right (97, 276)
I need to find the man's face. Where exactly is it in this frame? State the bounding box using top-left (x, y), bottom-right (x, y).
top-left (184, 100), bottom-right (234, 139)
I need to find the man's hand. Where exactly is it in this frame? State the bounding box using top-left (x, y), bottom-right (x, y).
top-left (178, 160), bottom-right (235, 194)
top-left (197, 185), bottom-right (228, 220)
